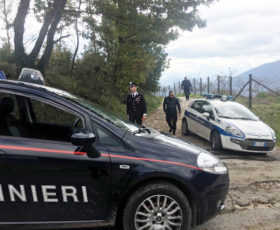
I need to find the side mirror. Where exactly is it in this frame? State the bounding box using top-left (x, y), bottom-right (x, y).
top-left (71, 130), bottom-right (100, 158)
top-left (202, 112), bottom-right (210, 120)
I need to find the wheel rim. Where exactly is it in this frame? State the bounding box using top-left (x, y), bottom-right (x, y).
top-left (135, 195), bottom-right (183, 230)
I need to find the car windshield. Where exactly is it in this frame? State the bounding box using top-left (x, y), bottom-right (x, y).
top-left (26, 83), bottom-right (147, 134)
top-left (215, 103), bottom-right (259, 120)
top-left (65, 94), bottom-right (141, 134)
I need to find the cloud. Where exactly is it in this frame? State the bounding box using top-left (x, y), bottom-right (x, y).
top-left (161, 54), bottom-right (280, 86)
top-left (161, 0), bottom-right (280, 85)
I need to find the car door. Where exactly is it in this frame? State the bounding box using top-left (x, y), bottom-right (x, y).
top-left (187, 101), bottom-right (204, 136)
top-left (90, 120), bottom-right (132, 214)
top-left (198, 101), bottom-right (215, 140)
top-left (0, 91), bottom-right (111, 224)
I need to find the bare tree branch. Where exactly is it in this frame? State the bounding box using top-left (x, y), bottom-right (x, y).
top-left (53, 34), bottom-right (71, 44)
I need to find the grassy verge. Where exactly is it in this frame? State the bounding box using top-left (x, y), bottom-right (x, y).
top-left (103, 92), bottom-right (162, 119)
top-left (236, 94), bottom-right (280, 147)
top-left (145, 93), bottom-right (163, 114)
top-left (176, 93), bottom-right (202, 99)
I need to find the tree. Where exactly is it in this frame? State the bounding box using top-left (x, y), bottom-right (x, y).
top-left (13, 0), bottom-right (68, 72)
top-left (82, 0), bottom-right (214, 97)
top-left (1, 0), bottom-right (214, 115)
top-left (0, 0), bottom-right (13, 50)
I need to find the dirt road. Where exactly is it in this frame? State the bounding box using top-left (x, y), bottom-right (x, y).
top-left (143, 97), bottom-right (280, 230)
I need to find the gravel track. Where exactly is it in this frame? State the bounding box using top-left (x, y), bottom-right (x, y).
top-left (143, 97), bottom-right (280, 230)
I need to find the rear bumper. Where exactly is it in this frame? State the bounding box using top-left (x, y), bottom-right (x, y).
top-left (221, 135), bottom-right (276, 152)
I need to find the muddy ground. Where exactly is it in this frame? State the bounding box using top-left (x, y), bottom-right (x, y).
top-left (142, 97), bottom-right (280, 230)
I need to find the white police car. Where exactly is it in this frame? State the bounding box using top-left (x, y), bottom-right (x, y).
top-left (182, 95), bottom-right (277, 153)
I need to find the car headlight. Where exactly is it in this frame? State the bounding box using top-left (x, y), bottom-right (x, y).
top-left (225, 126), bottom-right (244, 137)
top-left (197, 151), bottom-right (227, 174)
top-left (271, 131), bottom-right (276, 140)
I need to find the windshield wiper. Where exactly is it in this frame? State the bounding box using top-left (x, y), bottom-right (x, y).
top-left (133, 127), bottom-right (151, 135)
top-left (218, 115), bottom-right (233, 119)
top-left (234, 117), bottom-right (255, 120)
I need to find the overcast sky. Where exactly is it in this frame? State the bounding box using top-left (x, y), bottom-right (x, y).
top-left (160, 0), bottom-right (280, 85)
top-left (1, 0), bottom-right (280, 87)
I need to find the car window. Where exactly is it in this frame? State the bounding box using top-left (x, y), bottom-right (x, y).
top-left (29, 98), bottom-right (80, 126)
top-left (201, 102), bottom-right (215, 120)
top-left (215, 102), bottom-right (258, 120)
top-left (92, 121), bottom-right (123, 147)
top-left (201, 102), bottom-right (211, 113)
top-left (0, 91), bottom-right (84, 142)
top-left (191, 101), bottom-right (203, 113)
top-left (0, 93), bottom-right (20, 120)
top-left (0, 93), bottom-right (22, 137)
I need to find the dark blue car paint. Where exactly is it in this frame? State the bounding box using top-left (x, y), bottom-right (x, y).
top-left (0, 81), bottom-right (229, 229)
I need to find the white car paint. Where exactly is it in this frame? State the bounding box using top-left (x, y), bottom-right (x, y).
top-left (183, 99), bottom-right (277, 153)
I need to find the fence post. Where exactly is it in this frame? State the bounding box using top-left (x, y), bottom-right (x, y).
top-left (200, 78), bottom-right (202, 95)
top-left (207, 77), bottom-right (210, 94)
top-left (249, 74), bottom-right (252, 108)
top-left (229, 76), bottom-right (232, 96)
top-left (193, 79), bottom-right (196, 94)
top-left (217, 75), bottom-right (220, 93)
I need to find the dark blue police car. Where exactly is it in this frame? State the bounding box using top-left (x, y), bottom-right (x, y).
top-left (0, 77), bottom-right (229, 230)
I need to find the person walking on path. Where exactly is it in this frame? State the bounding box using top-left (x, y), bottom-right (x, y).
top-left (181, 77), bottom-right (192, 100)
top-left (163, 90), bottom-right (181, 135)
top-left (126, 82), bottom-right (147, 125)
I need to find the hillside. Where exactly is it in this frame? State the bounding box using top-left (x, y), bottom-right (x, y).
top-left (233, 60), bottom-right (280, 90)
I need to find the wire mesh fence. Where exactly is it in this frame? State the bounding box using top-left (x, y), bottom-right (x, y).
top-left (157, 75), bottom-right (280, 108)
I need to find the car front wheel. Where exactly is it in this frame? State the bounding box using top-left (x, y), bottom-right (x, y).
top-left (122, 182), bottom-right (191, 230)
top-left (211, 130), bottom-right (222, 151)
top-left (182, 119), bottom-right (190, 136)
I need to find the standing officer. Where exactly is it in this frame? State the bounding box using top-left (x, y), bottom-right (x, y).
top-left (127, 82), bottom-right (147, 125)
top-left (163, 90), bottom-right (181, 135)
top-left (181, 77), bottom-right (192, 100)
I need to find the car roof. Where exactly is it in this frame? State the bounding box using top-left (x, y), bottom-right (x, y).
top-left (0, 79), bottom-right (78, 100)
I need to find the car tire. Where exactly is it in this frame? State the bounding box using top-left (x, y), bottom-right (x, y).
top-left (122, 181), bottom-right (192, 230)
top-left (211, 130), bottom-right (222, 151)
top-left (182, 118), bottom-right (190, 136)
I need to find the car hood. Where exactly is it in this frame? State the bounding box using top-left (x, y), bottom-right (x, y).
top-left (154, 134), bottom-right (202, 154)
top-left (221, 119), bottom-right (273, 138)
top-left (140, 130), bottom-right (202, 156)
top-left (123, 130), bottom-right (213, 169)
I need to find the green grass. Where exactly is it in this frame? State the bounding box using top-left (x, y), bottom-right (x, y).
top-left (145, 93), bottom-right (162, 113)
top-left (176, 93), bottom-right (202, 99)
top-left (236, 94), bottom-right (280, 147)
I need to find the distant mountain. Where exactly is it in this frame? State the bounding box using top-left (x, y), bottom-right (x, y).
top-left (233, 60), bottom-right (280, 90)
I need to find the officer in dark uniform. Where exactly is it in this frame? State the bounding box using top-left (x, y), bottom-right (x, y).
top-left (126, 82), bottom-right (147, 125)
top-left (181, 77), bottom-right (192, 100)
top-left (163, 90), bottom-right (181, 135)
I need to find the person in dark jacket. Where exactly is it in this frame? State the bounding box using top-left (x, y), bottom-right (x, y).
top-left (163, 90), bottom-right (181, 135)
top-left (127, 82), bottom-right (147, 125)
top-left (181, 77), bottom-right (192, 100)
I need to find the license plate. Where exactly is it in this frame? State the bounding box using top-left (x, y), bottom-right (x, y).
top-left (254, 142), bottom-right (266, 147)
